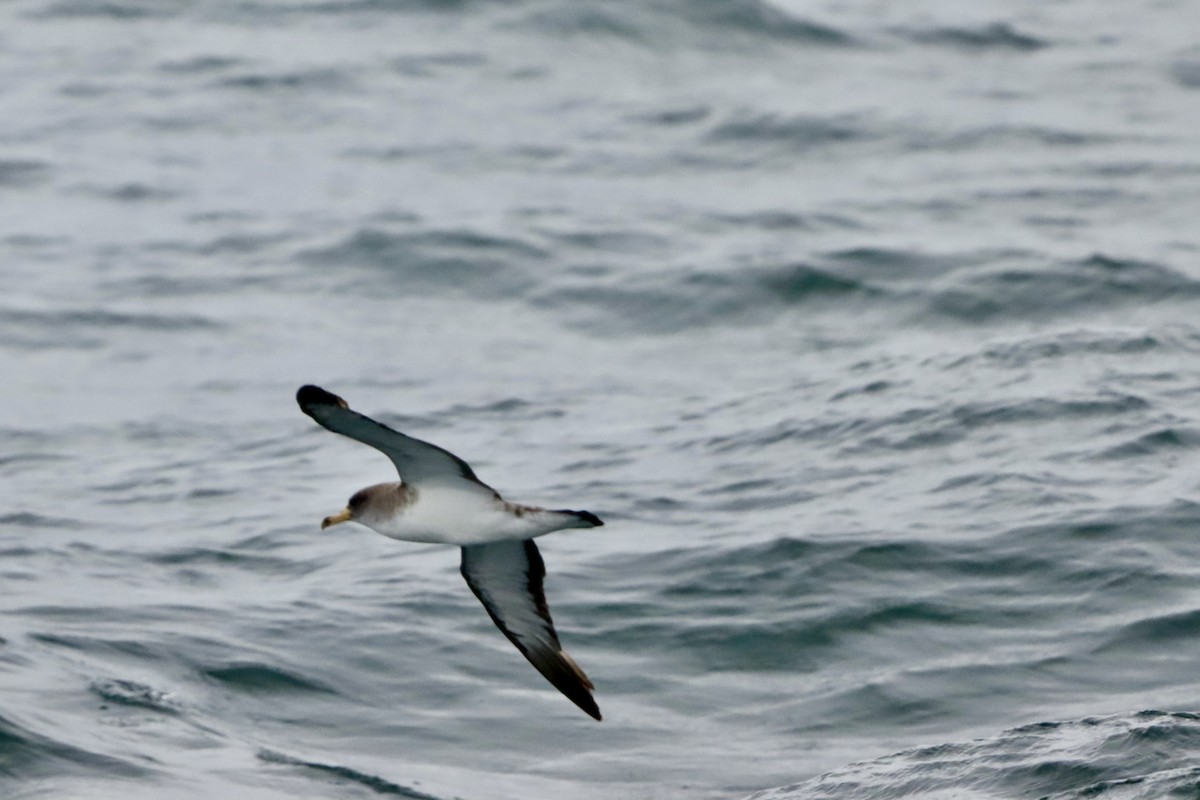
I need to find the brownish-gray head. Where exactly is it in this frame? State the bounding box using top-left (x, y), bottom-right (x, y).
top-left (321, 483), bottom-right (411, 530)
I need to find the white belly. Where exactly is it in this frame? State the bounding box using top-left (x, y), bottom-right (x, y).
top-left (361, 484), bottom-right (565, 546)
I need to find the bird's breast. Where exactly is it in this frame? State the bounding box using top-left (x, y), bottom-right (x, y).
top-left (362, 485), bottom-right (534, 545)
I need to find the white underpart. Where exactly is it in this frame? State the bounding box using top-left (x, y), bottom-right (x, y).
top-left (359, 482), bottom-right (586, 546)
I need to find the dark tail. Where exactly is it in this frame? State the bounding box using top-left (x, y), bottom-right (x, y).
top-left (558, 509), bottom-right (603, 527)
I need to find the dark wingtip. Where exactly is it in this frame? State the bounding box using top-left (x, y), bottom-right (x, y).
top-left (559, 509), bottom-right (602, 527)
top-left (578, 510), bottom-right (604, 527)
top-left (296, 385), bottom-right (348, 412)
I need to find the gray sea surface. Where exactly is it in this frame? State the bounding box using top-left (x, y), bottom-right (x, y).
top-left (4, 0), bottom-right (1200, 798)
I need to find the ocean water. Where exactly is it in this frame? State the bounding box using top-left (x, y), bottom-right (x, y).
top-left (4, 0), bottom-right (1200, 797)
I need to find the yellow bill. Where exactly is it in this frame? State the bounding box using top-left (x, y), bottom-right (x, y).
top-left (321, 508), bottom-right (352, 530)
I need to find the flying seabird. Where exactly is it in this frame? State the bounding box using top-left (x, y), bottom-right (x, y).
top-left (296, 384), bottom-right (604, 720)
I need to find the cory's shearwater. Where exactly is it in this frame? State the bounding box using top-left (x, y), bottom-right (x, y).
top-left (296, 384), bottom-right (603, 720)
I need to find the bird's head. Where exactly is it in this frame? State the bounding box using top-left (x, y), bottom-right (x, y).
top-left (321, 483), bottom-right (407, 531)
top-left (320, 486), bottom-right (371, 530)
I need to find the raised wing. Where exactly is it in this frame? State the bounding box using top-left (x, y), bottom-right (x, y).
top-left (460, 540), bottom-right (601, 721)
top-left (297, 385), bottom-right (493, 490)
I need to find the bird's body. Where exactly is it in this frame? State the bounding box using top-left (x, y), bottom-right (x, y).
top-left (296, 384), bottom-right (604, 720)
top-left (346, 479), bottom-right (598, 546)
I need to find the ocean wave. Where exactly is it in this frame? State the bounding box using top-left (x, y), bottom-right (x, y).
top-left (702, 112), bottom-right (872, 159)
top-left (297, 227), bottom-right (541, 297)
top-left (1094, 427), bottom-right (1200, 459)
top-left (505, 0), bottom-right (853, 48)
top-left (926, 254), bottom-right (1200, 323)
top-left (258, 749), bottom-right (445, 799)
top-left (745, 712), bottom-right (1200, 800)
top-left (535, 263), bottom-right (873, 334)
top-left (0, 710), bottom-right (153, 781)
top-left (219, 68), bottom-right (353, 93)
top-left (0, 160), bottom-right (51, 189)
top-left (896, 21), bottom-right (1049, 52)
top-left (30, 1), bottom-right (170, 19)
top-left (202, 662), bottom-right (340, 695)
top-left (89, 678), bottom-right (179, 714)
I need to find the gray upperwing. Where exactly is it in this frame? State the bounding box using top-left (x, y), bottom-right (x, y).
top-left (297, 384), bottom-right (493, 490)
top-left (460, 540), bottom-right (601, 721)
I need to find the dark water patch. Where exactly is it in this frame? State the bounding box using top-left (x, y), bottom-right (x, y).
top-left (1010, 501), bottom-right (1200, 566)
top-left (974, 329), bottom-right (1161, 365)
top-left (561, 456), bottom-right (633, 473)
top-left (655, 538), bottom-right (820, 597)
top-left (819, 245), bottom-right (1004, 284)
top-left (842, 541), bottom-right (949, 574)
top-left (758, 263), bottom-right (866, 300)
top-left (716, 392), bottom-right (1144, 459)
top-left (1169, 55), bottom-right (1200, 89)
top-left (713, 210), bottom-right (861, 232)
top-left (1077, 159), bottom-right (1200, 180)
top-left (704, 487), bottom-right (817, 513)
top-left (840, 393), bottom-right (1147, 452)
top-left (976, 186), bottom-right (1138, 211)
top-left (0, 513), bottom-right (82, 529)
top-left (829, 379), bottom-right (894, 400)
top-left (144, 547), bottom-right (305, 575)
top-left (390, 51), bottom-right (486, 78)
top-left (908, 123), bottom-right (1102, 151)
top-left (927, 254), bottom-right (1200, 323)
top-left (92, 476), bottom-right (174, 498)
top-left (28, 633), bottom-right (162, 661)
top-left (704, 112), bottom-right (869, 153)
top-left (512, 0), bottom-right (852, 47)
top-left (538, 263), bottom-right (873, 334)
top-left (706, 477), bottom-right (779, 495)
top-left (59, 81), bottom-right (113, 99)
top-left (673, 619), bottom-right (834, 673)
top-left (0, 307), bottom-right (221, 334)
top-left (235, 0), bottom-right (485, 18)
top-left (96, 183), bottom-right (180, 203)
top-left (1096, 427), bottom-right (1200, 460)
top-left (298, 227), bottom-right (540, 297)
top-left (342, 143), bottom-right (473, 163)
top-left (182, 231), bottom-right (295, 257)
top-left (847, 539), bottom-right (1059, 584)
top-left (680, 0), bottom-right (851, 45)
top-left (705, 410), bottom-right (891, 454)
top-left (159, 55), bottom-right (243, 74)
top-left (512, 6), bottom-right (649, 40)
top-left (1, 234), bottom-right (70, 251)
top-left (748, 712), bottom-right (1200, 800)
top-left (539, 226), bottom-right (671, 256)
top-left (439, 397), bottom-right (565, 422)
top-left (933, 470), bottom-right (1044, 492)
top-left (259, 749), bottom-right (444, 798)
top-left (31, 0), bottom-right (174, 18)
top-left (899, 21), bottom-right (1048, 51)
top-left (628, 495), bottom-right (685, 512)
top-left (0, 160), bottom-right (51, 189)
top-left (629, 105), bottom-right (711, 128)
top-left (0, 710), bottom-right (153, 781)
top-left (1095, 608), bottom-right (1200, 654)
top-left (832, 681), bottom-right (952, 727)
top-left (89, 678), bottom-right (178, 714)
top-left (203, 662), bottom-right (338, 695)
top-left (950, 394), bottom-right (1149, 429)
top-left (187, 487), bottom-right (236, 500)
top-left (220, 68), bottom-right (351, 92)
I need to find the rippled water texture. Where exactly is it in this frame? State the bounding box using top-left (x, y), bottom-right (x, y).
top-left (4, 0), bottom-right (1200, 798)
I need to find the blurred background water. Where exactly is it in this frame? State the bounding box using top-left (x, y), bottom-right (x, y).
top-left (4, 0), bottom-right (1200, 798)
